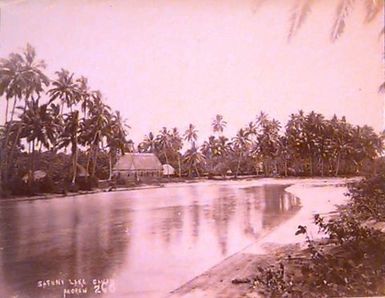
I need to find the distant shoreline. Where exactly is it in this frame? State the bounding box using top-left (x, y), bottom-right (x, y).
top-left (0, 176), bottom-right (359, 203)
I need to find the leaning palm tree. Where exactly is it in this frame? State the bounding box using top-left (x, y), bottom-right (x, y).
top-left (212, 114), bottom-right (227, 135)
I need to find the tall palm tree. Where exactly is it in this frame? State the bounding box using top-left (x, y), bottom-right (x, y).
top-left (77, 75), bottom-right (92, 118)
top-left (81, 91), bottom-right (111, 177)
top-left (232, 128), bottom-right (252, 178)
top-left (170, 127), bottom-right (183, 177)
top-left (183, 142), bottom-right (206, 177)
top-left (184, 123), bottom-right (198, 144)
top-left (48, 69), bottom-right (80, 113)
top-left (0, 44), bottom-right (49, 124)
top-left (156, 127), bottom-right (172, 165)
top-left (212, 114), bottom-right (227, 135)
top-left (56, 110), bottom-right (81, 184)
top-left (106, 111), bottom-right (129, 179)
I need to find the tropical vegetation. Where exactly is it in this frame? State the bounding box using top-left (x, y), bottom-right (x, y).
top-left (0, 44), bottom-right (384, 197)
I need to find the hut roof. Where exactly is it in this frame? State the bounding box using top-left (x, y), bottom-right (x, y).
top-left (113, 153), bottom-right (162, 171)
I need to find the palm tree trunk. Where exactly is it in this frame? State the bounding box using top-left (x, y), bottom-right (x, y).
top-left (10, 96), bottom-right (17, 122)
top-left (71, 145), bottom-right (78, 184)
top-left (164, 151), bottom-right (170, 178)
top-left (91, 145), bottom-right (98, 177)
top-left (178, 154), bottom-right (181, 178)
top-left (194, 164), bottom-right (200, 177)
top-left (108, 151), bottom-right (113, 180)
top-left (284, 160), bottom-right (288, 177)
top-left (309, 157), bottom-right (313, 176)
top-left (335, 154), bottom-right (341, 176)
top-left (235, 151), bottom-right (242, 178)
top-left (5, 99), bottom-right (9, 124)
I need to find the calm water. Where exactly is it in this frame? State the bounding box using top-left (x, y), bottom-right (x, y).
top-left (0, 182), bottom-right (300, 298)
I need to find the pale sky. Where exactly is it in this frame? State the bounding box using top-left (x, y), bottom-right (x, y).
top-left (0, 0), bottom-right (384, 144)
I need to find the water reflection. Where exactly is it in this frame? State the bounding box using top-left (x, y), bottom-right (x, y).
top-left (0, 183), bottom-right (300, 297)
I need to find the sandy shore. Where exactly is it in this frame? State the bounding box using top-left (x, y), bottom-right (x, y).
top-left (168, 177), bottom-right (358, 298)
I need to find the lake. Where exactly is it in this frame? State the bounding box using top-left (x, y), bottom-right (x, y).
top-left (0, 182), bottom-right (300, 297)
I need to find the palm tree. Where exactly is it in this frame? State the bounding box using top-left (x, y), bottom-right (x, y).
top-left (156, 127), bottom-right (172, 166)
top-left (77, 75), bottom-right (92, 118)
top-left (19, 100), bottom-right (61, 186)
top-left (183, 142), bottom-right (206, 177)
top-left (232, 128), bottom-right (252, 178)
top-left (56, 111), bottom-right (80, 184)
top-left (170, 127), bottom-right (183, 177)
top-left (80, 91), bottom-right (111, 177)
top-left (0, 44), bottom-right (49, 123)
top-left (139, 132), bottom-right (157, 153)
top-left (184, 123), bottom-right (198, 144)
top-left (106, 111), bottom-right (129, 179)
top-left (48, 69), bottom-right (80, 113)
top-left (212, 114), bottom-right (227, 135)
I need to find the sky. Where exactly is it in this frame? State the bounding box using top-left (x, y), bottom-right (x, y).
top-left (0, 0), bottom-right (384, 145)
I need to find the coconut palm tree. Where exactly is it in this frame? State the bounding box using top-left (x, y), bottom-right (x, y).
top-left (19, 100), bottom-right (62, 185)
top-left (0, 44), bottom-right (49, 123)
top-left (48, 69), bottom-right (80, 113)
top-left (56, 110), bottom-right (81, 184)
top-left (80, 91), bottom-right (111, 177)
top-left (106, 111), bottom-right (129, 179)
top-left (232, 128), bottom-right (252, 178)
top-left (170, 127), bottom-right (183, 177)
top-left (184, 123), bottom-right (198, 144)
top-left (139, 132), bottom-right (157, 153)
top-left (156, 127), bottom-right (172, 166)
top-left (77, 75), bottom-right (92, 118)
top-left (183, 142), bottom-right (206, 177)
top-left (212, 114), bottom-right (227, 135)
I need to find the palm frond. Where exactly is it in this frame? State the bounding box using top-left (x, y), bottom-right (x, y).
top-left (330, 0), bottom-right (356, 42)
top-left (379, 81), bottom-right (385, 93)
top-left (364, 0), bottom-right (384, 23)
top-left (287, 0), bottom-right (314, 42)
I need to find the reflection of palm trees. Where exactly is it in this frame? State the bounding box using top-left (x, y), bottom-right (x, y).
top-left (0, 196), bottom-right (132, 297)
top-left (211, 189), bottom-right (236, 256)
top-left (158, 206), bottom-right (184, 245)
top-left (261, 185), bottom-right (301, 228)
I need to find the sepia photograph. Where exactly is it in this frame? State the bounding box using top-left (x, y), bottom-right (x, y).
top-left (0, 0), bottom-right (384, 297)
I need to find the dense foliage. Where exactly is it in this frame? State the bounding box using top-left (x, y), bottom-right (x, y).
top-left (0, 45), bottom-right (129, 196)
top-left (247, 172), bottom-right (385, 297)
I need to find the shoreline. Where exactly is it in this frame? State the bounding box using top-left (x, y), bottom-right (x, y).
top-left (0, 175), bottom-right (359, 203)
top-left (168, 177), bottom-right (357, 298)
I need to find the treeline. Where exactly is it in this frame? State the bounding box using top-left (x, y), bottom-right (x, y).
top-left (139, 111), bottom-right (384, 178)
top-left (0, 44), bottom-right (384, 196)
